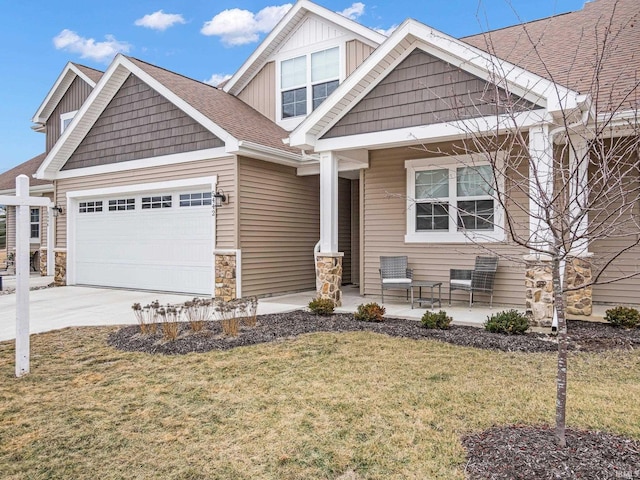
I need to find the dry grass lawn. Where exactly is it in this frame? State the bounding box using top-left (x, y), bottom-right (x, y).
top-left (1, 326), bottom-right (639, 479)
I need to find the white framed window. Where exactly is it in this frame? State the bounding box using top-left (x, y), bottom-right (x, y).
top-left (405, 154), bottom-right (505, 243)
top-left (142, 195), bottom-right (172, 209)
top-left (79, 201), bottom-right (103, 213)
top-left (60, 110), bottom-right (78, 133)
top-left (30, 208), bottom-right (40, 240)
top-left (179, 192), bottom-right (212, 207)
top-left (108, 198), bottom-right (135, 211)
top-left (279, 46), bottom-right (341, 122)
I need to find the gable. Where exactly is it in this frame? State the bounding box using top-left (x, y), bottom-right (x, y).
top-left (46, 76), bottom-right (93, 153)
top-left (278, 13), bottom-right (350, 55)
top-left (62, 74), bottom-right (223, 170)
top-left (322, 49), bottom-right (539, 139)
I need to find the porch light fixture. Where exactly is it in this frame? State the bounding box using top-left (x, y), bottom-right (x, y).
top-left (52, 205), bottom-right (64, 217)
top-left (213, 189), bottom-right (227, 208)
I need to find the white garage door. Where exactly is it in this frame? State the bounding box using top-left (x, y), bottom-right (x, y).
top-left (74, 190), bottom-right (213, 294)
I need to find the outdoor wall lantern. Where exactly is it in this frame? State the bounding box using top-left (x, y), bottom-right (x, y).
top-left (213, 189), bottom-right (227, 207)
top-left (52, 205), bottom-right (64, 217)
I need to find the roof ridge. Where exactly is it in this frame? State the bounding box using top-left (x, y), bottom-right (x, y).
top-left (461, 8), bottom-right (577, 40)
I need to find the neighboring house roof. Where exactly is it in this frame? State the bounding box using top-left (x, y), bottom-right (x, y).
top-left (223, 0), bottom-right (386, 96)
top-left (464, 0), bottom-right (640, 111)
top-left (36, 54), bottom-right (303, 180)
top-left (32, 62), bottom-right (103, 125)
top-left (0, 153), bottom-right (52, 194)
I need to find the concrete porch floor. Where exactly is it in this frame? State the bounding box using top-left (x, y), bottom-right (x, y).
top-left (259, 285), bottom-right (608, 327)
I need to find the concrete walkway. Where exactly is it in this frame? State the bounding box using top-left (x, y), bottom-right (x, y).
top-left (0, 279), bottom-right (607, 342)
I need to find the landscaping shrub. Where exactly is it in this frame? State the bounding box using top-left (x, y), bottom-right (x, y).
top-left (421, 310), bottom-right (452, 329)
top-left (484, 309), bottom-right (529, 335)
top-left (183, 297), bottom-right (213, 333)
top-left (604, 306), bottom-right (640, 328)
top-left (131, 300), bottom-right (159, 334)
top-left (214, 300), bottom-right (240, 337)
top-left (308, 297), bottom-right (335, 315)
top-left (159, 305), bottom-right (181, 341)
top-left (240, 296), bottom-right (259, 327)
top-left (354, 302), bottom-right (385, 322)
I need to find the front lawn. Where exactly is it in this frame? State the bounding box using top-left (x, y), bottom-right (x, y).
top-left (1, 323), bottom-right (639, 479)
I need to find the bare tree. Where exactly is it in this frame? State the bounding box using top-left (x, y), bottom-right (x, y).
top-left (407, 0), bottom-right (640, 447)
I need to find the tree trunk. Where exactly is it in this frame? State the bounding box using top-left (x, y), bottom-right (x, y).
top-left (552, 257), bottom-right (568, 448)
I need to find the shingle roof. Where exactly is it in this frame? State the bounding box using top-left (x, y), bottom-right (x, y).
top-left (72, 63), bottom-right (103, 84)
top-left (127, 57), bottom-right (300, 155)
top-left (463, 0), bottom-right (640, 112)
top-left (0, 153), bottom-right (51, 192)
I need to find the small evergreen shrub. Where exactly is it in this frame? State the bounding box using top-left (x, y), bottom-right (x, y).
top-left (604, 306), bottom-right (640, 328)
top-left (308, 297), bottom-right (336, 315)
top-left (354, 302), bottom-right (385, 322)
top-left (421, 310), bottom-right (452, 330)
top-left (484, 309), bottom-right (529, 335)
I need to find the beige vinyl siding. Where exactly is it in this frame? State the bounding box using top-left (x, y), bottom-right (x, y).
top-left (345, 39), bottom-right (375, 77)
top-left (237, 62), bottom-right (276, 122)
top-left (55, 157), bottom-right (237, 250)
top-left (7, 206), bottom-right (15, 252)
top-left (238, 156), bottom-right (319, 297)
top-left (45, 76), bottom-right (93, 153)
top-left (362, 144), bottom-right (529, 305)
top-left (338, 178), bottom-right (352, 284)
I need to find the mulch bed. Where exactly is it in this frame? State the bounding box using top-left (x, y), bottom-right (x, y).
top-left (107, 310), bottom-right (640, 355)
top-left (107, 311), bottom-right (640, 479)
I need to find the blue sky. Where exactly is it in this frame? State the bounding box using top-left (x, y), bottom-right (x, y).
top-left (0, 0), bottom-right (586, 174)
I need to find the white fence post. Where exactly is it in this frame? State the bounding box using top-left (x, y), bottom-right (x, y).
top-left (15, 175), bottom-right (31, 377)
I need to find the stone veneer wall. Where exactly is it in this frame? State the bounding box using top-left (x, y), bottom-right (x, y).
top-left (564, 257), bottom-right (593, 316)
top-left (525, 257), bottom-right (554, 326)
top-left (39, 248), bottom-right (47, 276)
top-left (316, 254), bottom-right (343, 306)
top-left (54, 249), bottom-right (66, 286)
top-left (215, 252), bottom-right (236, 301)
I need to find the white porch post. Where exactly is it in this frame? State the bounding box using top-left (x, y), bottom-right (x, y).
top-left (319, 151), bottom-right (339, 253)
top-left (15, 176), bottom-right (30, 377)
top-left (47, 207), bottom-right (55, 276)
top-left (528, 124), bottom-right (554, 252)
top-left (568, 138), bottom-right (589, 256)
top-left (316, 151), bottom-right (343, 305)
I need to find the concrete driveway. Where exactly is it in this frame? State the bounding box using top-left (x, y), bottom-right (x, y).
top-left (0, 286), bottom-right (194, 342)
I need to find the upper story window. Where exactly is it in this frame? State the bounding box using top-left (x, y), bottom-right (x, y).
top-left (405, 155), bottom-right (505, 243)
top-left (60, 110), bottom-right (78, 133)
top-left (30, 208), bottom-right (40, 240)
top-left (280, 47), bottom-right (340, 120)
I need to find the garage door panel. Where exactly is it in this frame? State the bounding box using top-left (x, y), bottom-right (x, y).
top-left (74, 192), bottom-right (213, 295)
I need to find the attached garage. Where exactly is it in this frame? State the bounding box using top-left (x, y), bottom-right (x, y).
top-left (67, 178), bottom-right (216, 295)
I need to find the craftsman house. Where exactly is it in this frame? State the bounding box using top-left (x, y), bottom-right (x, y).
top-left (1, 0), bottom-right (638, 317)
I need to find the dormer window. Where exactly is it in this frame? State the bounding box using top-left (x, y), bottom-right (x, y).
top-left (280, 47), bottom-right (340, 120)
top-left (60, 110), bottom-right (78, 133)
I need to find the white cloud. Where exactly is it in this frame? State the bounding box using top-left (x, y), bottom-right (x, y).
top-left (374, 24), bottom-right (398, 36)
top-left (339, 2), bottom-right (365, 20)
top-left (201, 4), bottom-right (292, 46)
top-left (205, 73), bottom-right (232, 87)
top-left (134, 10), bottom-right (186, 31)
top-left (53, 29), bottom-right (131, 62)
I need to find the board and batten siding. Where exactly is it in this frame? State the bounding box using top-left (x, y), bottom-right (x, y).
top-left (238, 156), bottom-right (320, 297)
top-left (362, 144), bottom-right (529, 305)
top-left (237, 62), bottom-right (276, 122)
top-left (46, 76), bottom-right (94, 153)
top-left (55, 157), bottom-right (237, 250)
top-left (345, 39), bottom-right (375, 77)
top-left (62, 74), bottom-right (223, 170)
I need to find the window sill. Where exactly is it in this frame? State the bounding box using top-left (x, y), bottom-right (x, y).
top-left (405, 230), bottom-right (505, 244)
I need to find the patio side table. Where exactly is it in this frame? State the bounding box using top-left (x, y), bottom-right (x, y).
top-left (411, 281), bottom-right (442, 309)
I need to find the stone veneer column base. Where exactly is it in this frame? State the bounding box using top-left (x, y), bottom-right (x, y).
top-left (524, 255), bottom-right (554, 327)
top-left (564, 256), bottom-right (593, 316)
top-left (54, 249), bottom-right (67, 286)
top-left (39, 248), bottom-right (47, 277)
top-left (215, 251), bottom-right (237, 301)
top-left (316, 253), bottom-right (343, 307)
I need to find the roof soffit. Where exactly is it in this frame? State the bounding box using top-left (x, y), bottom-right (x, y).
top-left (32, 63), bottom-right (99, 124)
top-left (224, 0), bottom-right (385, 96)
top-left (288, 19), bottom-right (582, 148)
top-left (35, 55), bottom-right (238, 180)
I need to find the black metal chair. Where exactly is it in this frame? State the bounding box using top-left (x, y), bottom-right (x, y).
top-left (379, 256), bottom-right (413, 304)
top-left (449, 256), bottom-right (498, 307)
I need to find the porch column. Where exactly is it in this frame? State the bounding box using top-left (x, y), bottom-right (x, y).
top-left (316, 151), bottom-right (343, 306)
top-left (565, 138), bottom-right (593, 315)
top-left (525, 124), bottom-right (555, 326)
top-left (46, 207), bottom-right (55, 276)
